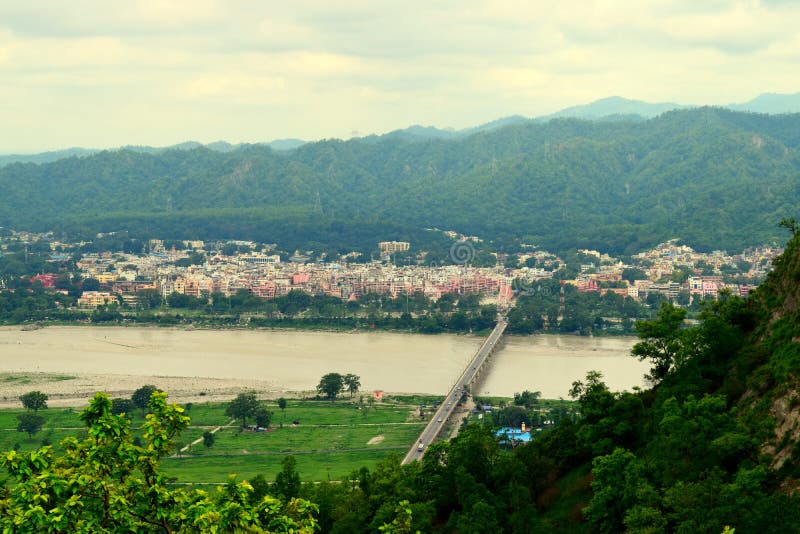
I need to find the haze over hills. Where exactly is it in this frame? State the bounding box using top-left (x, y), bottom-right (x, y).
top-left (391, 92), bottom-right (800, 140)
top-left (537, 96), bottom-right (686, 121)
top-left (0, 139), bottom-right (307, 167)
top-left (1, 106), bottom-right (799, 255)
top-left (3, 92), bottom-right (799, 166)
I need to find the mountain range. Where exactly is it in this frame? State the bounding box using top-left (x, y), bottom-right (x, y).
top-left (1, 106), bottom-right (799, 255)
top-left (3, 92), bottom-right (799, 167)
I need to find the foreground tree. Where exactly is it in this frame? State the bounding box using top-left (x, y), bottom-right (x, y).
top-left (1, 392), bottom-right (319, 532)
top-left (317, 373), bottom-right (344, 401)
top-left (16, 413), bottom-right (45, 439)
top-left (19, 391), bottom-right (48, 412)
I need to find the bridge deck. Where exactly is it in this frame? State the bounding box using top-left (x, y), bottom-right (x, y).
top-left (401, 318), bottom-right (507, 464)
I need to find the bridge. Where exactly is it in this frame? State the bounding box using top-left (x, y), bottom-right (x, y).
top-left (401, 317), bottom-right (508, 464)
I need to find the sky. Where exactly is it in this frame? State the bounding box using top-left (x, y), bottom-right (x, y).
top-left (1, 0), bottom-right (799, 153)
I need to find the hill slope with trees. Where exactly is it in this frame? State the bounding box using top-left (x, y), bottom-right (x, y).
top-left (302, 228), bottom-right (800, 532)
top-left (1, 108), bottom-right (799, 254)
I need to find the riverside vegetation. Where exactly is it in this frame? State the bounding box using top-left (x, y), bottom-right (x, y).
top-left (5, 230), bottom-right (800, 531)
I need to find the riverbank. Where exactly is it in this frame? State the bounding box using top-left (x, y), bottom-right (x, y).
top-left (3, 319), bottom-right (493, 337)
top-left (0, 371), bottom-right (303, 409)
top-left (4, 318), bottom-right (638, 339)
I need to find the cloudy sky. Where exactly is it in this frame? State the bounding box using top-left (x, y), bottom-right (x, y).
top-left (1, 0), bottom-right (799, 152)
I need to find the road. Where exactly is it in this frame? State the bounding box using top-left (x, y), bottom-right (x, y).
top-left (401, 317), bottom-right (507, 464)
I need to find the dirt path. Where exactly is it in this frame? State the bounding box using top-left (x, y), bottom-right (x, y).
top-left (177, 419), bottom-right (236, 454)
top-left (175, 446), bottom-right (408, 457)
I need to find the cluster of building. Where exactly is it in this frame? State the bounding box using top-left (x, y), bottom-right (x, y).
top-left (1, 228), bottom-right (782, 310)
top-left (71, 244), bottom-right (514, 309)
top-left (506, 239), bottom-right (779, 303)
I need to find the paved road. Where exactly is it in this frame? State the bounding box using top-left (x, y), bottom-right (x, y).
top-left (402, 318), bottom-right (507, 464)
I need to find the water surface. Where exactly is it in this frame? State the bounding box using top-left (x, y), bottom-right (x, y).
top-left (0, 327), bottom-right (647, 397)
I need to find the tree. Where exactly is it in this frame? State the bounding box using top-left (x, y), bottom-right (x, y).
top-left (16, 413), bottom-right (45, 439)
top-left (135, 288), bottom-right (163, 309)
top-left (226, 391), bottom-right (261, 427)
top-left (274, 456), bottom-right (302, 501)
top-left (278, 397), bottom-right (287, 420)
top-left (569, 371), bottom-right (615, 424)
top-left (81, 278), bottom-right (101, 291)
top-left (249, 474), bottom-right (270, 504)
top-left (496, 406), bottom-right (529, 428)
top-left (631, 302), bottom-right (688, 381)
top-left (1, 392), bottom-right (319, 532)
top-left (779, 216), bottom-right (799, 237)
top-left (584, 447), bottom-right (656, 534)
top-left (111, 397), bottom-right (136, 418)
top-left (317, 373), bottom-right (344, 401)
top-left (621, 267), bottom-right (648, 283)
top-left (203, 430), bottom-right (215, 449)
top-left (131, 384), bottom-right (159, 417)
top-left (513, 390), bottom-right (540, 408)
top-left (343, 373), bottom-right (361, 399)
top-left (379, 500), bottom-right (414, 534)
top-left (20, 391), bottom-right (48, 412)
top-left (255, 406), bottom-right (273, 429)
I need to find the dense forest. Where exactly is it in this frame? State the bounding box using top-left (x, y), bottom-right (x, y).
top-left (5, 231), bottom-right (800, 531)
top-left (1, 108), bottom-right (799, 255)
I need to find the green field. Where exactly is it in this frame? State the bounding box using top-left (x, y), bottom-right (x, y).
top-left (164, 448), bottom-right (407, 482)
top-left (0, 396), bottom-right (439, 483)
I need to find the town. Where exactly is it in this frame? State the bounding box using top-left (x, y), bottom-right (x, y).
top-left (0, 228), bottom-right (780, 328)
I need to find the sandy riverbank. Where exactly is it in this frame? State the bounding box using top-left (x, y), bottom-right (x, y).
top-left (0, 372), bottom-right (318, 409)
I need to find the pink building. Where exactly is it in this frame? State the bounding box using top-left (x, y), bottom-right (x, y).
top-left (702, 280), bottom-right (719, 298)
top-left (292, 273), bottom-right (311, 285)
top-left (578, 280), bottom-right (599, 293)
top-left (30, 274), bottom-right (58, 288)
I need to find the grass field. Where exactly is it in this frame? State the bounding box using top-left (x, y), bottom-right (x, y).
top-left (163, 450), bottom-right (402, 482)
top-left (0, 395), bottom-right (440, 483)
top-left (167, 398), bottom-right (429, 483)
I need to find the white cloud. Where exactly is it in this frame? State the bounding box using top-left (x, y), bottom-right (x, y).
top-left (1, 1), bottom-right (799, 152)
top-left (182, 72), bottom-right (286, 98)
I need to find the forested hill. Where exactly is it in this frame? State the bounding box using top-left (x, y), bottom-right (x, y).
top-left (2, 107), bottom-right (799, 254)
top-left (526, 229), bottom-right (800, 531)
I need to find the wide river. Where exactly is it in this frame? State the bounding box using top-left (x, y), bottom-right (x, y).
top-left (0, 327), bottom-right (650, 398)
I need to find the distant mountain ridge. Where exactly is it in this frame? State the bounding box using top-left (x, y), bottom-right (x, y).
top-left (1, 106), bottom-right (799, 255)
top-left (371, 92), bottom-right (800, 142)
top-left (538, 96), bottom-right (687, 120)
top-left (0, 138), bottom-right (307, 167)
top-left (6, 92), bottom-right (798, 166)
top-left (726, 92), bottom-right (800, 114)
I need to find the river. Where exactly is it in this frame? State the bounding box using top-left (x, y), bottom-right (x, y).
top-left (0, 326), bottom-right (649, 398)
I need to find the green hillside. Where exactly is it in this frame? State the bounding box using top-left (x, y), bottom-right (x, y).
top-left (1, 107), bottom-right (799, 253)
